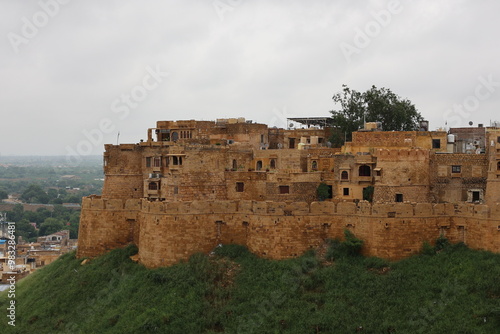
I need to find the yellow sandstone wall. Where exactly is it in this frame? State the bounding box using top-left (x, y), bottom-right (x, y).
top-left (77, 197), bottom-right (500, 267)
top-left (77, 197), bottom-right (141, 258)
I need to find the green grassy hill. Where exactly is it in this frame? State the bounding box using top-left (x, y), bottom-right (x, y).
top-left (1, 240), bottom-right (499, 333)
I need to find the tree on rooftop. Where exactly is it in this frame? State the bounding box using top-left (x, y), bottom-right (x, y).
top-left (329, 85), bottom-right (423, 147)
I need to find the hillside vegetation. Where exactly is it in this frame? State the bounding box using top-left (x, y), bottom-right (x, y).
top-left (1, 239), bottom-right (499, 333)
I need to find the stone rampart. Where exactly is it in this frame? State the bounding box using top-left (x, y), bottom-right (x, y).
top-left (77, 197), bottom-right (500, 267)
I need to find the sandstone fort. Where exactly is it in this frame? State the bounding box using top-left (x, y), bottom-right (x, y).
top-left (77, 118), bottom-right (500, 267)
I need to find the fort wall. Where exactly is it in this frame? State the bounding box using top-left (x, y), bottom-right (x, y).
top-left (77, 197), bottom-right (500, 268)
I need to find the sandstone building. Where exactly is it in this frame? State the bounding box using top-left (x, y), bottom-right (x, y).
top-left (77, 118), bottom-right (500, 267)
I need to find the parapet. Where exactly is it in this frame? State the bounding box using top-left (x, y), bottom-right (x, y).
top-left (80, 196), bottom-right (498, 219)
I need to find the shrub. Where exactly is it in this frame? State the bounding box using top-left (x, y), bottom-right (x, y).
top-left (316, 183), bottom-right (330, 201)
top-left (363, 256), bottom-right (389, 269)
top-left (213, 244), bottom-right (252, 260)
top-left (434, 234), bottom-right (450, 252)
top-left (343, 229), bottom-right (364, 256)
top-left (326, 230), bottom-right (364, 260)
top-left (421, 241), bottom-right (435, 255)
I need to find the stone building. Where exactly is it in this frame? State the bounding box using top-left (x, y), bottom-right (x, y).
top-left (77, 119), bottom-right (500, 267)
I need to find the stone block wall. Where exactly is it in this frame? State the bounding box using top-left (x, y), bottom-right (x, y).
top-left (430, 152), bottom-right (488, 203)
top-left (77, 197), bottom-right (500, 268)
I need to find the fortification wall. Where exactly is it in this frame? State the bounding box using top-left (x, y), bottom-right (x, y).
top-left (76, 197), bottom-right (141, 258)
top-left (77, 198), bottom-right (500, 268)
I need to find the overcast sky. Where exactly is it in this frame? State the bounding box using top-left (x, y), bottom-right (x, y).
top-left (1, 0), bottom-right (499, 157)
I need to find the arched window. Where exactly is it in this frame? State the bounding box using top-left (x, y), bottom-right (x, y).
top-left (359, 165), bottom-right (371, 177)
top-left (149, 182), bottom-right (158, 190)
top-left (270, 159), bottom-right (276, 169)
top-left (341, 171), bottom-right (349, 180)
top-left (232, 159), bottom-right (237, 170)
top-left (171, 131), bottom-right (178, 141)
top-left (256, 160), bottom-right (263, 171)
top-left (311, 161), bottom-right (318, 171)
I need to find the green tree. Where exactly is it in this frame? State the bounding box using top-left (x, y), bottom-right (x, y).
top-left (20, 184), bottom-right (50, 204)
top-left (39, 217), bottom-right (64, 236)
top-left (15, 219), bottom-right (38, 242)
top-left (9, 204), bottom-right (25, 222)
top-left (330, 85), bottom-right (423, 146)
top-left (363, 186), bottom-right (374, 202)
top-left (0, 188), bottom-right (8, 200)
top-left (316, 183), bottom-right (331, 201)
top-left (47, 188), bottom-right (58, 200)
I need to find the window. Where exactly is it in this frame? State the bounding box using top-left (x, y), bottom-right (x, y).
top-left (261, 134), bottom-right (264, 143)
top-left (395, 193), bottom-right (403, 202)
top-left (236, 182), bottom-right (244, 192)
top-left (497, 161), bottom-right (500, 171)
top-left (452, 165), bottom-right (461, 173)
top-left (146, 157), bottom-right (152, 167)
top-left (232, 159), bottom-right (237, 170)
top-left (341, 171), bottom-right (349, 180)
top-left (432, 139), bottom-right (441, 149)
top-left (149, 182), bottom-right (158, 190)
top-left (270, 159), bottom-right (276, 169)
top-left (497, 136), bottom-right (500, 144)
top-left (256, 160), bottom-right (263, 171)
top-left (279, 185), bottom-right (290, 194)
top-left (153, 157), bottom-right (161, 168)
top-left (343, 188), bottom-right (349, 196)
top-left (472, 191), bottom-right (480, 202)
top-left (312, 161), bottom-right (318, 171)
top-left (171, 131), bottom-right (178, 141)
top-left (180, 130), bottom-right (191, 139)
top-left (359, 165), bottom-right (371, 176)
top-left (375, 169), bottom-right (382, 177)
top-left (172, 156), bottom-right (183, 166)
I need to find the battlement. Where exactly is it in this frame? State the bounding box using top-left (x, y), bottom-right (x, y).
top-left (81, 197), bottom-right (500, 220)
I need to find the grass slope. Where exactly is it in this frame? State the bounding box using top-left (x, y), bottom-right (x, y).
top-left (1, 242), bottom-right (499, 333)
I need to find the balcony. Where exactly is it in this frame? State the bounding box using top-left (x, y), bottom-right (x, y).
top-left (357, 176), bottom-right (374, 183)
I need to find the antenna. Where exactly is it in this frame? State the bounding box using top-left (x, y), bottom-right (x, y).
top-left (117, 131), bottom-right (120, 145)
